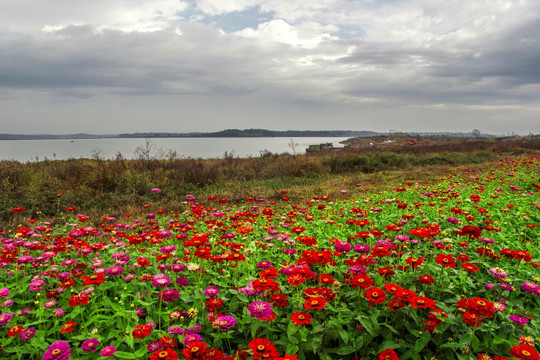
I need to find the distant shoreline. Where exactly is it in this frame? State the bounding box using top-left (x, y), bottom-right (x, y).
top-left (0, 129), bottom-right (378, 140)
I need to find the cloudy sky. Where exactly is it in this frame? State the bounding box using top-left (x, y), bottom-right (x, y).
top-left (1, 0), bottom-right (539, 135)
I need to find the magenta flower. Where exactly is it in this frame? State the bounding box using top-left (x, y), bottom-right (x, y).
top-left (204, 286), bottom-right (220, 298)
top-left (100, 346), bottom-right (117, 358)
top-left (152, 274), bottom-right (171, 287)
top-left (0, 312), bottom-right (13, 326)
top-left (247, 301), bottom-right (273, 320)
top-left (335, 241), bottom-right (352, 253)
top-left (158, 289), bottom-right (180, 303)
top-left (150, 188), bottom-right (161, 193)
top-left (0, 288), bottom-right (10, 298)
top-left (214, 315), bottom-right (237, 330)
top-left (43, 340), bottom-right (71, 360)
top-left (19, 327), bottom-right (36, 342)
top-left (508, 314), bottom-right (529, 327)
top-left (81, 338), bottom-right (99, 352)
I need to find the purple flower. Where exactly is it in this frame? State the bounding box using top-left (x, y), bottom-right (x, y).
top-left (493, 302), bottom-right (506, 312)
top-left (183, 333), bottom-right (203, 345)
top-left (53, 309), bottom-right (64, 318)
top-left (489, 267), bottom-right (508, 279)
top-left (394, 235), bottom-right (410, 243)
top-left (0, 288), bottom-right (10, 298)
top-left (43, 340), bottom-right (71, 360)
top-left (176, 277), bottom-right (189, 287)
top-left (499, 283), bottom-right (514, 292)
top-left (167, 326), bottom-right (184, 335)
top-left (101, 346), bottom-right (117, 358)
top-left (81, 338), bottom-right (99, 352)
top-left (353, 244), bottom-right (371, 253)
top-left (247, 301), bottom-right (273, 320)
top-left (159, 288), bottom-right (180, 303)
top-left (19, 327), bottom-right (36, 342)
top-left (204, 286), bottom-right (220, 298)
top-left (0, 312), bottom-right (13, 326)
top-left (160, 245), bottom-right (177, 253)
top-left (335, 241), bottom-right (352, 253)
top-left (106, 266), bottom-right (123, 276)
top-left (257, 261), bottom-right (272, 269)
top-left (508, 314), bottom-right (529, 327)
top-left (146, 213), bottom-right (156, 219)
top-left (446, 217), bottom-right (459, 225)
top-left (150, 188), bottom-right (161, 193)
top-left (214, 315), bottom-right (237, 330)
top-left (152, 274), bottom-right (171, 287)
top-left (147, 340), bottom-right (164, 352)
top-left (521, 282), bottom-right (540, 295)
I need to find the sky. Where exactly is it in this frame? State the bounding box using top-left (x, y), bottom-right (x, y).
top-left (0, 0), bottom-right (539, 135)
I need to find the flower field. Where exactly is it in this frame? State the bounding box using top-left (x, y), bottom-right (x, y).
top-left (1, 154), bottom-right (539, 360)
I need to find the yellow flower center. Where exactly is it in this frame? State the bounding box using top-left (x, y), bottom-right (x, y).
top-left (159, 351), bottom-right (169, 358)
top-left (52, 349), bottom-right (61, 355)
top-left (522, 351), bottom-right (531, 356)
top-left (257, 345), bottom-right (266, 351)
top-left (191, 347), bottom-right (199, 352)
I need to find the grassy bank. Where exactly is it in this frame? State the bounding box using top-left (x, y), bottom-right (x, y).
top-left (1, 138), bottom-right (538, 225)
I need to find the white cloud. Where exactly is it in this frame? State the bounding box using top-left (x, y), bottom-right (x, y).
top-left (234, 20), bottom-right (338, 49)
top-left (196, 0), bottom-right (260, 16)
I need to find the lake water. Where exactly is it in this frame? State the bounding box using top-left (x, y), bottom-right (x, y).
top-left (0, 137), bottom-right (351, 162)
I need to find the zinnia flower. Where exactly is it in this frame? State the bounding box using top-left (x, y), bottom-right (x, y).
top-left (43, 340), bottom-right (71, 360)
top-left (81, 338), bottom-right (99, 352)
top-left (248, 301), bottom-right (273, 320)
top-left (101, 346), bottom-right (117, 358)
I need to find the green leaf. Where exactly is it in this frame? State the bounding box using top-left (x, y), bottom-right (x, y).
top-left (338, 329), bottom-right (349, 344)
top-left (114, 351), bottom-right (137, 359)
top-left (286, 343), bottom-right (299, 355)
top-left (337, 346), bottom-right (355, 355)
top-left (413, 332), bottom-right (430, 353)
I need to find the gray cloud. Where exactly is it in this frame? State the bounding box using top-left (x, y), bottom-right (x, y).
top-left (0, 0), bottom-right (539, 135)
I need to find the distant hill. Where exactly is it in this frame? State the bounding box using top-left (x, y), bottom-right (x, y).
top-left (0, 129), bottom-right (380, 140)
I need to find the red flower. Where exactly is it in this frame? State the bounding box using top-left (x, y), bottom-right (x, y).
top-left (349, 274), bottom-right (373, 289)
top-left (291, 227), bottom-right (306, 234)
top-left (304, 296), bottom-right (327, 310)
top-left (418, 275), bottom-right (435, 285)
top-left (364, 287), bottom-right (386, 306)
top-left (248, 338), bottom-right (280, 360)
top-left (387, 298), bottom-right (405, 312)
top-left (269, 293), bottom-right (288, 308)
top-left (287, 274), bottom-right (306, 286)
top-left (150, 348), bottom-right (178, 360)
top-left (405, 257), bottom-right (424, 269)
top-left (60, 321), bottom-right (76, 333)
top-left (384, 283), bottom-right (403, 296)
top-left (291, 311), bottom-right (312, 325)
top-left (182, 341), bottom-right (208, 359)
top-left (456, 225), bottom-right (482, 239)
top-left (462, 311), bottom-right (483, 327)
top-left (82, 273), bottom-right (105, 286)
top-left (68, 293), bottom-right (90, 307)
top-left (132, 324), bottom-right (152, 339)
top-left (509, 343), bottom-right (540, 360)
top-left (7, 325), bottom-right (24, 337)
top-left (410, 296), bottom-right (437, 309)
top-left (318, 274), bottom-right (335, 285)
top-left (435, 254), bottom-right (456, 268)
top-left (379, 349), bottom-right (400, 359)
top-left (253, 278), bottom-right (281, 293)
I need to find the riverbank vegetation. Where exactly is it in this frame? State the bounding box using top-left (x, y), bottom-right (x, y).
top-left (1, 136), bottom-right (538, 225)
